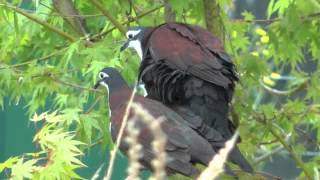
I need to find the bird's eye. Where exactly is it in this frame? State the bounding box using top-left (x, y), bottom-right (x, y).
top-left (99, 72), bottom-right (109, 79)
top-left (128, 34), bottom-right (133, 39)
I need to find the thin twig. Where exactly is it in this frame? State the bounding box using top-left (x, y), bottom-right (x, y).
top-left (90, 0), bottom-right (127, 35)
top-left (232, 169), bottom-right (281, 180)
top-left (0, 47), bottom-right (69, 70)
top-left (269, 127), bottom-right (312, 179)
top-left (15, 8), bottom-right (104, 17)
top-left (50, 77), bottom-right (103, 94)
top-left (104, 88), bottom-right (136, 180)
top-left (233, 12), bottom-right (320, 24)
top-left (255, 113), bottom-right (313, 180)
top-left (83, 96), bottom-right (103, 114)
top-left (260, 78), bottom-right (309, 96)
top-left (0, 3), bottom-right (76, 42)
top-left (90, 4), bottom-right (164, 41)
top-left (254, 146), bottom-right (284, 164)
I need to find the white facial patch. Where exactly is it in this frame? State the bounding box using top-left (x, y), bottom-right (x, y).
top-left (99, 81), bottom-right (112, 118)
top-left (99, 72), bottom-right (109, 79)
top-left (126, 29), bottom-right (141, 39)
top-left (128, 40), bottom-right (143, 60)
top-left (126, 29), bottom-right (143, 60)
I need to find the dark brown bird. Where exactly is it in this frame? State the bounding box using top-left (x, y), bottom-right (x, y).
top-left (94, 67), bottom-right (236, 178)
top-left (120, 22), bottom-right (253, 173)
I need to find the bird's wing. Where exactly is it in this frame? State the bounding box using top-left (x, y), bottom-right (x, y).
top-left (147, 23), bottom-right (236, 88)
top-left (111, 100), bottom-right (192, 163)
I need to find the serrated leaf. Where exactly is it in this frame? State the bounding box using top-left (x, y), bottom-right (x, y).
top-left (0, 156), bottom-right (19, 172)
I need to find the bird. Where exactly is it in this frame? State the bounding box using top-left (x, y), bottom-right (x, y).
top-left (120, 22), bottom-right (253, 173)
top-left (94, 67), bottom-right (236, 178)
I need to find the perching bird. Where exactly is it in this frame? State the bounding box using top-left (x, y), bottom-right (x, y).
top-left (94, 67), bottom-right (235, 178)
top-left (120, 22), bottom-right (253, 173)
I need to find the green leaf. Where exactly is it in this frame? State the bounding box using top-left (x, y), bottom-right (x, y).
top-left (241, 11), bottom-right (254, 21)
top-left (0, 156), bottom-right (19, 173)
top-left (11, 158), bottom-right (38, 180)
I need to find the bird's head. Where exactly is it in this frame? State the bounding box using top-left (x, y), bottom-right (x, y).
top-left (120, 27), bottom-right (145, 60)
top-left (94, 67), bottom-right (127, 93)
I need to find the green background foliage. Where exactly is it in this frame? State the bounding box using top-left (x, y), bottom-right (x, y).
top-left (0, 0), bottom-right (319, 179)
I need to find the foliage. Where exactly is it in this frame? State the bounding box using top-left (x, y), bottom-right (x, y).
top-left (0, 0), bottom-right (319, 179)
top-left (0, 112), bottom-right (85, 179)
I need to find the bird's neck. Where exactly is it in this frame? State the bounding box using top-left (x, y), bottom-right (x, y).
top-left (109, 87), bottom-right (133, 111)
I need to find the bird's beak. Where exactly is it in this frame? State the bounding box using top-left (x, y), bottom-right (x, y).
top-left (120, 40), bottom-right (129, 52)
top-left (94, 79), bottom-right (103, 89)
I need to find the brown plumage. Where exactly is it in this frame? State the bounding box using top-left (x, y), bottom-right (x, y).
top-left (95, 68), bottom-right (238, 178)
top-left (121, 22), bottom-right (253, 173)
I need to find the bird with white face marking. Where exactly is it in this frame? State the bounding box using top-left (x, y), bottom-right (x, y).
top-left (120, 28), bottom-right (144, 60)
top-left (120, 22), bottom-right (253, 173)
top-left (94, 67), bottom-right (238, 178)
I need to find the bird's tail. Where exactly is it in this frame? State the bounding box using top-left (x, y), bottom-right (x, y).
top-left (228, 146), bottom-right (254, 173)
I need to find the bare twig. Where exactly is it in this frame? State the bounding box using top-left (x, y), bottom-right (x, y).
top-left (4, 8), bottom-right (104, 17)
top-left (234, 12), bottom-right (320, 24)
top-left (260, 78), bottom-right (309, 96)
top-left (90, 5), bottom-right (164, 41)
top-left (232, 169), bottom-right (281, 180)
top-left (104, 88), bottom-right (136, 180)
top-left (269, 127), bottom-right (312, 179)
top-left (83, 96), bottom-right (103, 114)
top-left (90, 0), bottom-right (127, 35)
top-left (0, 3), bottom-right (76, 42)
top-left (0, 47), bottom-right (69, 70)
top-left (254, 146), bottom-right (284, 165)
top-left (255, 113), bottom-right (313, 180)
top-left (50, 77), bottom-right (103, 94)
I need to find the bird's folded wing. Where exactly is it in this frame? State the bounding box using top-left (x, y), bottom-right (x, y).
top-left (148, 23), bottom-right (234, 88)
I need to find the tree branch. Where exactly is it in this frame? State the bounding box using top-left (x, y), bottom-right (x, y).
top-left (52, 0), bottom-right (89, 37)
top-left (202, 0), bottom-right (224, 41)
top-left (260, 79), bottom-right (309, 96)
top-left (83, 96), bottom-right (103, 114)
top-left (0, 47), bottom-right (68, 70)
top-left (164, 0), bottom-right (176, 22)
top-left (234, 12), bottom-right (320, 24)
top-left (0, 3), bottom-right (76, 42)
top-left (89, 0), bottom-right (127, 35)
top-left (50, 77), bottom-right (103, 94)
top-left (255, 113), bottom-right (313, 180)
top-left (269, 126), bottom-right (312, 179)
top-left (90, 4), bottom-right (164, 41)
top-left (254, 145), bottom-right (284, 165)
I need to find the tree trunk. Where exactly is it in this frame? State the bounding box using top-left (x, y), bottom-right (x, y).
top-left (164, 0), bottom-right (176, 22)
top-left (202, 0), bottom-right (224, 42)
